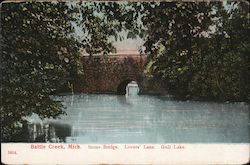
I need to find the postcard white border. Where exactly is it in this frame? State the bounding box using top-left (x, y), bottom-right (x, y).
top-left (1, 143), bottom-right (250, 164)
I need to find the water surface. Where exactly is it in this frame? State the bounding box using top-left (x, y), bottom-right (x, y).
top-left (29, 90), bottom-right (249, 143)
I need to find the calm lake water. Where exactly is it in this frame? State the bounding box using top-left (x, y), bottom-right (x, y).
top-left (28, 87), bottom-right (249, 144)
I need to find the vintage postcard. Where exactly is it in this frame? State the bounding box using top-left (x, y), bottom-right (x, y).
top-left (1, 0), bottom-right (249, 164)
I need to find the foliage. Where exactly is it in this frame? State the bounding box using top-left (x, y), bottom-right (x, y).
top-left (73, 2), bottom-right (122, 55)
top-left (1, 1), bottom-right (249, 141)
top-left (187, 2), bottom-right (250, 101)
top-left (139, 2), bottom-right (250, 101)
top-left (0, 2), bottom-right (123, 141)
top-left (1, 2), bottom-right (78, 141)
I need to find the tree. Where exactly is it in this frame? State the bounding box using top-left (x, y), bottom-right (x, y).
top-left (0, 1), bottom-right (124, 141)
top-left (1, 1), bottom-right (249, 141)
top-left (1, 2), bottom-right (80, 141)
top-left (130, 1), bottom-right (249, 101)
top-left (187, 2), bottom-right (250, 101)
top-left (136, 2), bottom-right (215, 98)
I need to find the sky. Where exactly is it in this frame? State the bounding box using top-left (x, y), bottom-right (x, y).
top-left (70, 1), bottom-right (145, 55)
top-left (73, 23), bottom-right (144, 55)
top-left (71, 1), bottom-right (233, 55)
top-left (111, 36), bottom-right (144, 54)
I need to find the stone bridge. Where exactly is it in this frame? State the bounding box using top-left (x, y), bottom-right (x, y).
top-left (74, 54), bottom-right (166, 95)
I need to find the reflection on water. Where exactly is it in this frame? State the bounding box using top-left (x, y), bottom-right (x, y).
top-left (24, 122), bottom-right (72, 143)
top-left (26, 94), bottom-right (249, 143)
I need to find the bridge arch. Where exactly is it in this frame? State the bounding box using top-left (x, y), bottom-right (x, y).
top-left (117, 79), bottom-right (141, 95)
top-left (74, 54), bottom-right (166, 95)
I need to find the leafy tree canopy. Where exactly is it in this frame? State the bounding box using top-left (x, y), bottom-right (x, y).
top-left (1, 1), bottom-right (124, 141)
top-left (139, 2), bottom-right (249, 101)
top-left (1, 1), bottom-right (249, 141)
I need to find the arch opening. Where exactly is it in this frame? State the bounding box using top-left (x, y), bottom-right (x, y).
top-left (117, 80), bottom-right (139, 95)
